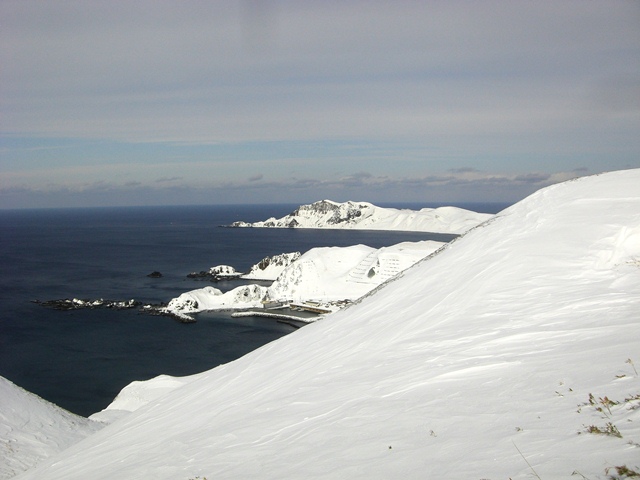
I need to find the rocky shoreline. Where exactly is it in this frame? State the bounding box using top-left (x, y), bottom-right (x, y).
top-left (32, 298), bottom-right (197, 324)
top-left (32, 298), bottom-right (141, 310)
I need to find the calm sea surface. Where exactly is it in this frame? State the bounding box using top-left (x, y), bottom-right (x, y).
top-left (0, 202), bottom-right (508, 416)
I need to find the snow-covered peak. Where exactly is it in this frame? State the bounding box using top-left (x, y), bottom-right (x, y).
top-left (230, 200), bottom-right (492, 234)
top-left (12, 170), bottom-right (640, 479)
top-left (241, 252), bottom-right (301, 281)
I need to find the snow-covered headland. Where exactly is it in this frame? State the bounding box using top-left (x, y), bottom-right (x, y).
top-left (229, 199), bottom-right (493, 234)
top-left (5, 170), bottom-right (640, 479)
top-left (163, 240), bottom-right (445, 320)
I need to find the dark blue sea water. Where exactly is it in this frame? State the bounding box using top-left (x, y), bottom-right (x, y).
top-left (0, 202), bottom-right (508, 417)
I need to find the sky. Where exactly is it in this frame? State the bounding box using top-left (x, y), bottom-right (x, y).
top-left (1, 1), bottom-right (639, 209)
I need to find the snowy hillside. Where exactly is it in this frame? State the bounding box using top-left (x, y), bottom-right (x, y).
top-left (88, 375), bottom-right (198, 425)
top-left (0, 377), bottom-right (102, 479)
top-left (229, 199), bottom-right (493, 234)
top-left (164, 241), bottom-right (444, 318)
top-left (10, 170), bottom-right (640, 479)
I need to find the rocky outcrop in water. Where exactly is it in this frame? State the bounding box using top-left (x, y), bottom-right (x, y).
top-left (33, 298), bottom-right (141, 310)
top-left (187, 265), bottom-right (242, 281)
top-left (33, 298), bottom-right (197, 324)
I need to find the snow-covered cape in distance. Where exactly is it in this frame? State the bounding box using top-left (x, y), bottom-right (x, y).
top-left (229, 199), bottom-right (493, 234)
top-left (7, 170), bottom-right (640, 479)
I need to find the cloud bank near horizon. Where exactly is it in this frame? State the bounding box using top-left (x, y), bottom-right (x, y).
top-left (1, 1), bottom-right (639, 208)
top-left (0, 166), bottom-right (596, 209)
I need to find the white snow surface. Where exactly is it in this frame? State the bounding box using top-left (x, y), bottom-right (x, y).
top-left (88, 375), bottom-right (199, 425)
top-left (267, 241), bottom-right (444, 303)
top-left (10, 170), bottom-right (640, 479)
top-left (165, 241), bottom-right (444, 315)
top-left (208, 265), bottom-right (239, 277)
top-left (0, 377), bottom-right (102, 480)
top-left (231, 199), bottom-right (493, 234)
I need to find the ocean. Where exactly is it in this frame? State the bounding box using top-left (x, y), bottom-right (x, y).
top-left (0, 202), bottom-right (508, 417)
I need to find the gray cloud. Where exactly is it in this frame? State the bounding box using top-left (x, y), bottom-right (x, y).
top-left (155, 176), bottom-right (183, 183)
top-left (2, 1), bottom-right (639, 145)
top-left (0, 168), bottom-right (595, 209)
top-left (331, 172), bottom-right (374, 187)
top-left (513, 173), bottom-right (552, 184)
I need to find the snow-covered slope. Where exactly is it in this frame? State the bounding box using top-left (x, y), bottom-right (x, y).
top-left (267, 241), bottom-right (444, 303)
top-left (230, 199), bottom-right (493, 234)
top-left (0, 377), bottom-right (102, 480)
top-left (13, 170), bottom-right (640, 479)
top-left (164, 241), bottom-right (444, 316)
top-left (88, 375), bottom-right (198, 425)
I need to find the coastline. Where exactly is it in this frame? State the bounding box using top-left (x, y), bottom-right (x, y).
top-left (231, 310), bottom-right (319, 328)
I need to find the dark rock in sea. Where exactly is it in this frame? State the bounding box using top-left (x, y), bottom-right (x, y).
top-left (147, 271), bottom-right (163, 278)
top-left (187, 270), bottom-right (212, 280)
top-left (106, 299), bottom-right (141, 309)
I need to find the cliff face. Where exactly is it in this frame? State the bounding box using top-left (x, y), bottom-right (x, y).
top-left (241, 252), bottom-right (302, 281)
top-left (291, 200), bottom-right (369, 225)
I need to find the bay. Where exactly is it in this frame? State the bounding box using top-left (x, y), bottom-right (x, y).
top-left (0, 203), bottom-right (506, 416)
